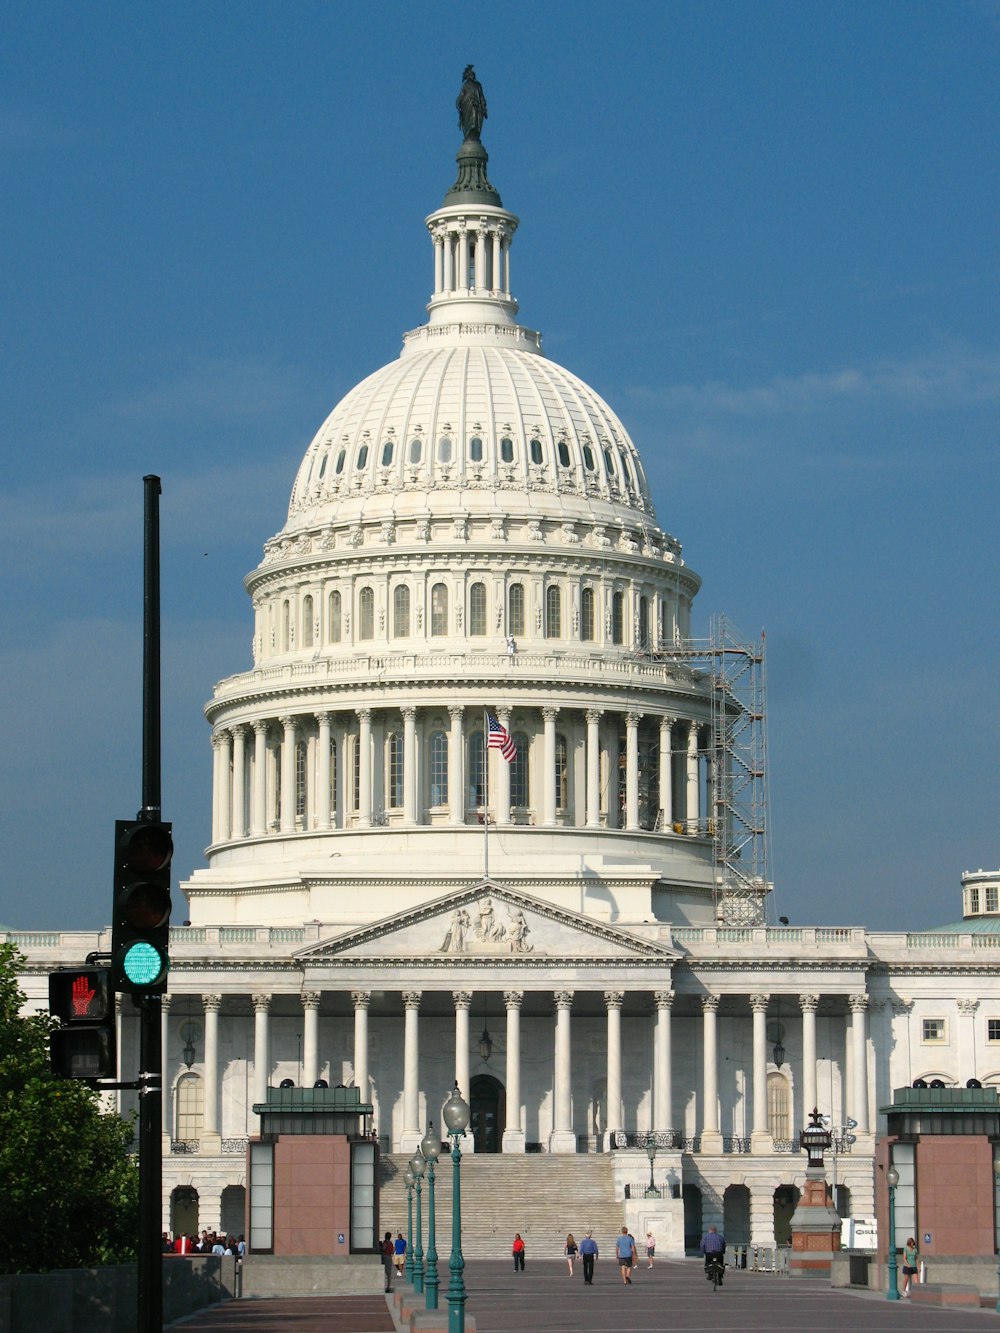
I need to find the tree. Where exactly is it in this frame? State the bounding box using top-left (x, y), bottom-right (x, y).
top-left (0, 942), bottom-right (139, 1274)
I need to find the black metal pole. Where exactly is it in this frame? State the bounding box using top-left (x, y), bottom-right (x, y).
top-left (137, 475), bottom-right (163, 1333)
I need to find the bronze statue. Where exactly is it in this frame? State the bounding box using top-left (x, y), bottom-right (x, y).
top-left (456, 65), bottom-right (487, 141)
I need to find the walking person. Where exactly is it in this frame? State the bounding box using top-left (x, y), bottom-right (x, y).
top-left (393, 1231), bottom-right (406, 1276)
top-left (380, 1231), bottom-right (395, 1292)
top-left (615, 1226), bottom-right (637, 1284)
top-left (645, 1230), bottom-right (656, 1268)
top-left (512, 1233), bottom-right (525, 1272)
top-left (579, 1231), bottom-right (598, 1284)
top-left (901, 1237), bottom-right (920, 1297)
top-left (564, 1232), bottom-right (578, 1274)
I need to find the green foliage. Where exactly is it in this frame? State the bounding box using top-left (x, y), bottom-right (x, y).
top-left (0, 943), bottom-right (139, 1274)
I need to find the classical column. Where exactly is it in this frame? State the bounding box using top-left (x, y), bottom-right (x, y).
top-left (334, 717), bottom-right (348, 828)
top-left (750, 993), bottom-right (772, 1151)
top-left (701, 994), bottom-right (722, 1151)
top-left (433, 232), bottom-right (444, 294)
top-left (402, 706), bottom-right (417, 824)
top-left (686, 723), bottom-right (700, 831)
top-left (585, 710), bottom-right (602, 828)
top-left (217, 732), bottom-right (232, 842)
top-left (849, 994), bottom-right (870, 1133)
top-left (494, 706), bottom-right (513, 825)
top-left (502, 991), bottom-right (524, 1153)
top-left (800, 994), bottom-right (819, 1122)
top-left (453, 991), bottom-right (473, 1152)
top-left (550, 991), bottom-right (576, 1153)
top-left (252, 994), bottom-right (271, 1112)
top-left (279, 715), bottom-right (296, 833)
top-left (302, 991), bottom-right (321, 1088)
top-left (654, 991), bottom-right (673, 1132)
top-left (251, 721), bottom-right (268, 836)
top-left (211, 733), bottom-right (222, 843)
top-left (448, 706), bottom-right (464, 825)
top-left (352, 991), bottom-right (370, 1112)
top-left (958, 998), bottom-right (980, 1085)
top-left (316, 713), bottom-right (331, 830)
top-left (491, 229), bottom-right (502, 291)
top-left (605, 721), bottom-right (620, 829)
top-left (604, 991), bottom-right (624, 1148)
top-left (357, 708), bottom-right (372, 827)
top-left (625, 712), bottom-right (640, 831)
top-left (401, 991), bottom-right (422, 1153)
top-left (231, 725), bottom-right (247, 839)
top-left (202, 994), bottom-right (222, 1150)
top-left (659, 718), bottom-right (674, 828)
top-left (542, 706), bottom-right (558, 826)
top-left (160, 995), bottom-right (173, 1144)
top-left (443, 227), bottom-right (454, 290)
top-left (474, 226), bottom-right (486, 289)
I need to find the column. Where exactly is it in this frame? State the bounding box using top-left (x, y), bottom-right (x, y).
top-left (448, 706), bottom-right (464, 825)
top-left (686, 723), bottom-right (700, 831)
top-left (217, 732), bottom-right (232, 842)
top-left (701, 994), bottom-right (722, 1151)
top-left (252, 994), bottom-right (271, 1112)
top-left (625, 712), bottom-right (640, 831)
top-left (849, 994), bottom-right (870, 1134)
top-left (659, 718), bottom-right (673, 828)
top-left (502, 991), bottom-right (524, 1153)
top-left (302, 991), bottom-right (321, 1088)
top-left (231, 725), bottom-right (247, 839)
top-left (160, 995), bottom-right (173, 1145)
top-left (433, 233), bottom-right (444, 294)
top-left (335, 717), bottom-right (348, 828)
top-left (357, 708), bottom-right (372, 827)
top-left (604, 991), bottom-right (624, 1148)
top-left (606, 723), bottom-right (620, 828)
top-left (401, 991), bottom-right (422, 1153)
top-left (474, 226), bottom-right (486, 289)
top-left (453, 991), bottom-right (473, 1152)
top-left (443, 228), bottom-right (454, 291)
top-left (654, 990), bottom-right (673, 1132)
top-left (279, 715), bottom-right (296, 833)
top-left (585, 710), bottom-right (602, 828)
top-left (800, 994), bottom-right (819, 1123)
top-left (316, 713), bottom-right (331, 830)
top-left (202, 994), bottom-right (222, 1151)
top-left (402, 706), bottom-right (417, 824)
top-left (958, 998), bottom-right (980, 1085)
top-left (352, 991), bottom-right (371, 1113)
top-left (495, 706), bottom-right (513, 825)
top-left (491, 230), bottom-right (502, 291)
top-left (550, 991), bottom-right (576, 1153)
top-left (252, 721), bottom-right (268, 836)
top-left (750, 993), bottom-right (772, 1151)
top-left (542, 706), bottom-right (557, 827)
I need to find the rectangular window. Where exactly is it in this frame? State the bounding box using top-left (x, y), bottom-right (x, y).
top-left (921, 1018), bottom-right (947, 1044)
top-left (970, 887), bottom-right (981, 914)
top-left (508, 584), bottom-right (525, 637)
top-left (387, 734), bottom-right (403, 809)
top-left (988, 886), bottom-right (999, 912)
top-left (988, 1019), bottom-right (1000, 1043)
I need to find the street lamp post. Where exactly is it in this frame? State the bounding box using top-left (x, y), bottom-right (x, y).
top-left (403, 1168), bottom-right (415, 1283)
top-left (409, 1151), bottom-right (425, 1295)
top-left (645, 1135), bottom-right (658, 1196)
top-left (421, 1121), bottom-right (441, 1310)
top-left (443, 1080), bottom-right (471, 1333)
top-left (885, 1165), bottom-right (900, 1301)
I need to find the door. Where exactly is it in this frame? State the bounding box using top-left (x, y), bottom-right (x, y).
top-left (470, 1073), bottom-right (505, 1153)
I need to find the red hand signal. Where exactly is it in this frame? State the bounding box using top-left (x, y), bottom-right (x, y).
top-left (71, 974), bottom-right (96, 1017)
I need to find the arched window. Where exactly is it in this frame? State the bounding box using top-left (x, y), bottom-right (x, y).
top-left (329, 736), bottom-right (337, 819)
top-left (510, 732), bottom-right (529, 807)
top-left (583, 444), bottom-right (596, 471)
top-left (545, 585), bottom-right (561, 639)
top-left (393, 585), bottom-right (410, 638)
top-left (500, 436), bottom-right (514, 464)
top-left (282, 600), bottom-right (290, 652)
top-left (429, 730), bottom-right (448, 806)
top-left (302, 595), bottom-right (314, 648)
top-left (387, 732), bottom-right (403, 809)
top-left (329, 590), bottom-right (342, 643)
top-left (295, 739), bottom-right (307, 821)
top-left (469, 582), bottom-right (487, 636)
top-left (409, 437), bottom-right (422, 464)
top-left (555, 733), bottom-right (568, 812)
top-left (581, 587), bottom-right (595, 641)
top-left (767, 1072), bottom-right (791, 1142)
top-left (612, 591), bottom-right (624, 645)
top-left (431, 583), bottom-right (448, 637)
top-left (638, 596), bottom-right (649, 648)
top-left (529, 437), bottom-right (544, 465)
top-left (557, 440), bottom-right (570, 468)
top-left (468, 730), bottom-right (485, 808)
top-left (468, 436), bottom-right (484, 463)
top-left (175, 1072), bottom-right (203, 1144)
top-left (359, 587), bottom-right (375, 640)
top-left (508, 583), bottom-right (525, 637)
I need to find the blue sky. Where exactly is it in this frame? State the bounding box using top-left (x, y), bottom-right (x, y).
top-left (2, 1), bottom-right (998, 932)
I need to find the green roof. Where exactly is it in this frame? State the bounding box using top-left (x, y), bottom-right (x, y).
top-left (928, 916), bottom-right (1000, 934)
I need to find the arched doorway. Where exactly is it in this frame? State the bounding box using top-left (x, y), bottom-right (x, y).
top-left (773, 1184), bottom-right (800, 1246)
top-left (221, 1184), bottom-right (246, 1238)
top-left (470, 1073), bottom-right (505, 1153)
top-left (170, 1186), bottom-right (199, 1239)
top-left (723, 1184), bottom-right (751, 1244)
top-left (682, 1183), bottom-right (703, 1254)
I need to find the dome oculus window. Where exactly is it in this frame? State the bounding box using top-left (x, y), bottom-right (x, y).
top-left (468, 436), bottom-right (484, 463)
top-left (438, 436), bottom-right (453, 463)
top-left (529, 437), bottom-right (543, 465)
top-left (409, 438), bottom-right (423, 464)
top-left (500, 436), bottom-right (514, 463)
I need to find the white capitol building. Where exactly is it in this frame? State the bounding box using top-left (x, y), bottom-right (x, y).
top-left (12, 73), bottom-right (1000, 1256)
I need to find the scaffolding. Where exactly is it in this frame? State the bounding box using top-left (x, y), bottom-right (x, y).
top-left (655, 615), bottom-right (771, 925)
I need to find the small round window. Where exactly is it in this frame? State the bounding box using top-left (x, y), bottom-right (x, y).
top-left (357, 444), bottom-right (369, 469)
top-left (469, 436), bottom-right (483, 462)
top-left (409, 438), bottom-right (423, 464)
top-left (530, 438), bottom-right (543, 465)
top-left (335, 448), bottom-right (346, 475)
top-left (438, 436), bottom-right (453, 463)
top-left (583, 445), bottom-right (595, 471)
top-left (500, 436), bottom-right (514, 463)
top-left (557, 441), bottom-right (570, 468)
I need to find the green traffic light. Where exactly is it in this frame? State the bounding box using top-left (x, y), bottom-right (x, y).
top-left (122, 941), bottom-right (167, 987)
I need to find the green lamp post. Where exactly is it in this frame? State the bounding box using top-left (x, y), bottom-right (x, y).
top-left (885, 1165), bottom-right (900, 1300)
top-left (403, 1168), bottom-right (415, 1283)
top-left (421, 1121), bottom-right (442, 1310)
top-left (409, 1150), bottom-right (425, 1295)
top-left (443, 1081), bottom-right (471, 1333)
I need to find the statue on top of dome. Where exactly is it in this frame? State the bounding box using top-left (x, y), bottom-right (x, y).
top-left (457, 65), bottom-right (487, 141)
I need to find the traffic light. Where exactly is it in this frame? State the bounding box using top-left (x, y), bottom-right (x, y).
top-left (49, 966), bottom-right (117, 1079)
top-left (112, 819), bottom-right (173, 996)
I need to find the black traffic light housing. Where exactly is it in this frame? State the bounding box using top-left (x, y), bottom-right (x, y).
top-left (49, 966), bottom-right (117, 1079)
top-left (112, 818), bottom-right (173, 996)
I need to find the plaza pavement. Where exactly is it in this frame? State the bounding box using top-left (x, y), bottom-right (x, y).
top-left (170, 1258), bottom-right (1000, 1332)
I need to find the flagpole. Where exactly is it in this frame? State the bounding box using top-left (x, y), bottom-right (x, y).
top-left (483, 709), bottom-right (489, 882)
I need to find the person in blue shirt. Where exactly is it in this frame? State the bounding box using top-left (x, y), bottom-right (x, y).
top-left (579, 1231), bottom-right (598, 1284)
top-left (700, 1225), bottom-right (726, 1281)
top-left (615, 1227), bottom-right (637, 1284)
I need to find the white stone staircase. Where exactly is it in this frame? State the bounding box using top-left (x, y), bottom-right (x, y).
top-left (379, 1153), bottom-right (625, 1261)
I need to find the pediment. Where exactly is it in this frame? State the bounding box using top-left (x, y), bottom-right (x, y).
top-left (294, 881), bottom-right (680, 963)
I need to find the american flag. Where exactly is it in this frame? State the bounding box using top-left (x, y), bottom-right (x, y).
top-left (487, 713), bottom-right (516, 762)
